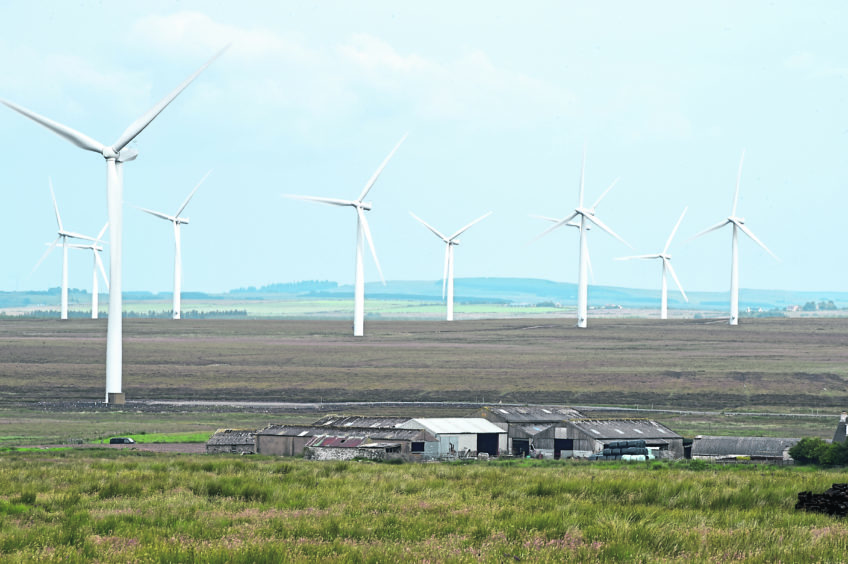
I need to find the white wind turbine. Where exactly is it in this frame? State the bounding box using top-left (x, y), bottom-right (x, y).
top-left (409, 211), bottom-right (492, 321)
top-left (533, 151), bottom-right (630, 328)
top-left (616, 207), bottom-right (689, 320)
top-left (2, 48), bottom-right (226, 403)
top-left (138, 170), bottom-right (211, 320)
top-left (68, 222), bottom-right (110, 319)
top-left (692, 151), bottom-right (778, 326)
top-left (33, 179), bottom-right (100, 320)
top-left (287, 134), bottom-right (407, 337)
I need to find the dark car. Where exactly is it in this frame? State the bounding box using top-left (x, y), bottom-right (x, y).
top-left (109, 437), bottom-right (135, 444)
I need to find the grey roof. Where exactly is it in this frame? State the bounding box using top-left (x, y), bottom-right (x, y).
top-left (399, 418), bottom-right (506, 435)
top-left (311, 415), bottom-right (412, 429)
top-left (515, 424), bottom-right (555, 437)
top-left (569, 419), bottom-right (681, 440)
top-left (256, 424), bottom-right (434, 442)
top-left (206, 429), bottom-right (255, 446)
top-left (692, 436), bottom-right (800, 458)
top-left (480, 405), bottom-right (582, 423)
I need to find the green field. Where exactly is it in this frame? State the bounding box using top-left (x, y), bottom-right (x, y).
top-left (1, 450), bottom-right (847, 562)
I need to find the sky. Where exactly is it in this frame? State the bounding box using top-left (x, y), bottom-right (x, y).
top-left (0, 1), bottom-right (845, 295)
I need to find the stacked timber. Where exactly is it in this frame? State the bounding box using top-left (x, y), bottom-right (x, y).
top-left (796, 484), bottom-right (848, 516)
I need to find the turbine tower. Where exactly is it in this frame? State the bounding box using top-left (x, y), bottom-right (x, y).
top-left (287, 134), bottom-right (407, 337)
top-left (33, 179), bottom-right (100, 319)
top-left (409, 211), bottom-right (491, 321)
top-left (533, 150), bottom-right (630, 328)
top-left (692, 151), bottom-right (778, 326)
top-left (616, 207), bottom-right (688, 319)
top-left (68, 222), bottom-right (109, 319)
top-left (139, 170), bottom-right (211, 320)
top-left (2, 48), bottom-right (226, 403)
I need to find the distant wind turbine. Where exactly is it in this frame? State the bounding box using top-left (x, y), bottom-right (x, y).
top-left (616, 207), bottom-right (689, 320)
top-left (410, 211), bottom-right (491, 321)
top-left (692, 151), bottom-right (778, 326)
top-left (68, 222), bottom-right (110, 319)
top-left (2, 47), bottom-right (226, 403)
top-left (139, 170), bottom-right (212, 320)
top-left (533, 150), bottom-right (630, 328)
top-left (287, 134), bottom-right (407, 336)
top-left (32, 179), bottom-right (100, 320)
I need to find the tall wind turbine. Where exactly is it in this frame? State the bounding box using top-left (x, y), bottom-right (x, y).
top-left (2, 48), bottom-right (226, 403)
top-left (33, 179), bottom-right (100, 320)
top-left (409, 211), bottom-right (491, 321)
top-left (533, 151), bottom-right (630, 328)
top-left (692, 151), bottom-right (778, 326)
top-left (287, 134), bottom-right (407, 337)
top-left (138, 170), bottom-right (211, 320)
top-left (616, 207), bottom-right (689, 320)
top-left (68, 222), bottom-right (109, 319)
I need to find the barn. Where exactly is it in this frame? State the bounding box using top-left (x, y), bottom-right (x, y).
top-left (303, 435), bottom-right (403, 461)
top-left (398, 418), bottom-right (507, 458)
top-left (691, 436), bottom-right (800, 463)
top-left (205, 429), bottom-right (256, 455)
top-left (563, 419), bottom-right (684, 460)
top-left (477, 405), bottom-right (583, 458)
top-left (254, 424), bottom-right (435, 459)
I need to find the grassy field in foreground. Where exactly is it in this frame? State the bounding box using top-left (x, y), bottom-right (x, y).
top-left (1, 450), bottom-right (848, 562)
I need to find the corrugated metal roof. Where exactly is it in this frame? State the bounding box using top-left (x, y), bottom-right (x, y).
top-left (692, 436), bottom-right (800, 457)
top-left (480, 405), bottom-right (582, 423)
top-left (256, 424), bottom-right (434, 442)
top-left (400, 418), bottom-right (506, 435)
top-left (569, 419), bottom-right (681, 440)
top-left (312, 415), bottom-right (412, 428)
top-left (305, 435), bottom-right (368, 448)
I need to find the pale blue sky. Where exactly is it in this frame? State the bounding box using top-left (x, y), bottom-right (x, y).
top-left (0, 1), bottom-right (845, 294)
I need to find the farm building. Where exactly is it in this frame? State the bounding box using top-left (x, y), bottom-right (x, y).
top-left (398, 418), bottom-right (507, 458)
top-left (205, 429), bottom-right (255, 455)
top-left (833, 412), bottom-right (847, 444)
top-left (477, 405), bottom-right (583, 458)
top-left (691, 436), bottom-right (800, 463)
top-left (254, 424), bottom-right (436, 459)
top-left (303, 435), bottom-right (403, 461)
top-left (562, 419), bottom-right (684, 460)
top-left (311, 415), bottom-right (412, 429)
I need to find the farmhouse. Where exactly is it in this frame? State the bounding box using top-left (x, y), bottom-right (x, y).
top-left (691, 436), bottom-right (800, 463)
top-left (398, 418), bottom-right (507, 458)
top-left (562, 419), bottom-right (684, 460)
top-left (205, 429), bottom-right (255, 455)
top-left (303, 435), bottom-right (403, 461)
top-left (254, 424), bottom-right (436, 459)
top-left (477, 405), bottom-right (583, 458)
top-left (833, 412), bottom-right (847, 444)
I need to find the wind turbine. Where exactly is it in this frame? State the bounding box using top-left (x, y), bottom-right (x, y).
top-left (692, 151), bottom-right (778, 326)
top-left (138, 170), bottom-right (211, 320)
top-left (287, 134), bottom-right (407, 337)
top-left (616, 207), bottom-right (689, 320)
top-left (2, 47), bottom-right (226, 403)
top-left (68, 222), bottom-right (109, 319)
top-left (409, 211), bottom-right (491, 321)
top-left (32, 179), bottom-right (100, 320)
top-left (533, 150), bottom-right (630, 328)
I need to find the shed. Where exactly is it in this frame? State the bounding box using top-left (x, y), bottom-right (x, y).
top-left (563, 419), bottom-right (684, 460)
top-left (477, 405), bottom-right (582, 457)
top-left (691, 436), bottom-right (800, 462)
top-left (206, 429), bottom-right (256, 455)
top-left (311, 415), bottom-right (411, 429)
top-left (303, 435), bottom-right (403, 461)
top-left (255, 424), bottom-right (435, 459)
top-left (398, 418), bottom-right (507, 458)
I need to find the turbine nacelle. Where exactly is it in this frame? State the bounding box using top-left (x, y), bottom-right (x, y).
top-left (357, 201), bottom-right (373, 211)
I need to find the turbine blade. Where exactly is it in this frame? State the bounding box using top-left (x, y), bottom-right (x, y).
top-left (583, 214), bottom-right (631, 248)
top-left (96, 222), bottom-right (109, 242)
top-left (410, 212), bottom-right (448, 241)
top-left (615, 254), bottom-right (660, 261)
top-left (689, 219), bottom-right (730, 242)
top-left (1, 99), bottom-right (107, 154)
top-left (175, 169), bottom-right (212, 217)
top-left (49, 177), bottom-right (63, 231)
top-left (529, 214), bottom-right (562, 223)
top-left (111, 46), bottom-right (229, 152)
top-left (138, 207), bottom-right (174, 222)
top-left (665, 260), bottom-right (688, 302)
top-left (96, 251), bottom-right (110, 291)
top-left (285, 194), bottom-right (356, 207)
top-left (449, 211), bottom-right (492, 240)
top-left (732, 150), bottom-right (745, 216)
top-left (585, 243), bottom-right (595, 283)
top-left (530, 212), bottom-right (579, 243)
top-left (662, 207), bottom-right (688, 253)
top-left (31, 238), bottom-right (60, 276)
top-left (358, 209), bottom-right (385, 284)
top-left (62, 230), bottom-right (99, 242)
top-left (737, 222), bottom-right (780, 261)
top-left (590, 177), bottom-right (620, 211)
top-left (357, 133), bottom-right (408, 202)
top-left (442, 244), bottom-right (450, 300)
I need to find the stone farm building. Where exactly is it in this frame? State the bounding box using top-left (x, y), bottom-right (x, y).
top-left (206, 429), bottom-right (256, 455)
top-left (477, 405), bottom-right (583, 458)
top-left (691, 436), bottom-right (800, 463)
top-left (303, 435), bottom-right (403, 461)
top-left (563, 419), bottom-right (684, 460)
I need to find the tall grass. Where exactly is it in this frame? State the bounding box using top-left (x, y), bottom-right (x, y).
top-left (1, 452), bottom-right (847, 562)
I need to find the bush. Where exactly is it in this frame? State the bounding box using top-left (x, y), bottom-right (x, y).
top-left (790, 437), bottom-right (832, 465)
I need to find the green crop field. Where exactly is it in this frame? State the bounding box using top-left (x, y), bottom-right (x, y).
top-left (1, 450), bottom-right (848, 562)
